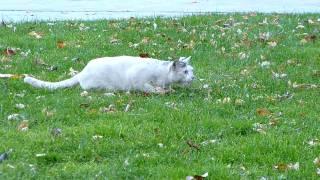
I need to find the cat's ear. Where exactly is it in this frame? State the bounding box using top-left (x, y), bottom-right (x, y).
top-left (172, 60), bottom-right (186, 70)
top-left (179, 56), bottom-right (191, 64)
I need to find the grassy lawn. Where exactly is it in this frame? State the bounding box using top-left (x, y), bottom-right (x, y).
top-left (0, 13), bottom-right (320, 179)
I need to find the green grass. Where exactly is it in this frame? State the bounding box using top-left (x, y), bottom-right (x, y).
top-left (0, 13), bottom-right (320, 179)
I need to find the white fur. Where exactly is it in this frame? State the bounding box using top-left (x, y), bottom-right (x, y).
top-left (24, 56), bottom-right (195, 92)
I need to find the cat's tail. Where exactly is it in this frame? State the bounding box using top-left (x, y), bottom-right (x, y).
top-left (24, 75), bottom-right (79, 90)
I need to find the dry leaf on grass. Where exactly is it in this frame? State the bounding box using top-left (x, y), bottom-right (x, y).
top-left (7, 114), bottom-right (23, 120)
top-left (100, 104), bottom-right (117, 113)
top-left (314, 157), bottom-right (320, 166)
top-left (267, 41), bottom-right (277, 47)
top-left (139, 53), bottom-right (150, 58)
top-left (252, 123), bottom-right (267, 134)
top-left (57, 41), bottom-right (66, 48)
top-left (17, 120), bottom-right (29, 132)
top-left (28, 31), bottom-right (43, 39)
top-left (68, 67), bottom-right (79, 77)
top-left (41, 108), bottom-right (56, 117)
top-left (3, 48), bottom-right (16, 56)
top-left (92, 135), bottom-right (103, 140)
top-left (307, 139), bottom-right (319, 147)
top-left (274, 162), bottom-right (299, 171)
top-left (80, 91), bottom-right (89, 97)
top-left (186, 140), bottom-right (200, 151)
top-left (186, 172), bottom-right (208, 180)
top-left (256, 108), bottom-right (271, 116)
top-left (260, 61), bottom-right (271, 68)
top-left (15, 103), bottom-right (25, 109)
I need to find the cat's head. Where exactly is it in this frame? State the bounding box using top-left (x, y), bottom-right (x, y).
top-left (169, 56), bottom-right (195, 85)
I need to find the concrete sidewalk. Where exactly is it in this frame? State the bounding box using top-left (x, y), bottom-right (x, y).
top-left (1, 0), bottom-right (320, 21)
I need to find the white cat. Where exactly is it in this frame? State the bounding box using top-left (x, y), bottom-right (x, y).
top-left (24, 56), bottom-right (195, 93)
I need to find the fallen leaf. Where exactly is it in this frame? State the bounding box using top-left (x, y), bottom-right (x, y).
top-left (260, 61), bottom-right (271, 68)
top-left (269, 118), bottom-right (279, 126)
top-left (57, 41), bottom-right (66, 48)
top-left (292, 82), bottom-right (318, 89)
top-left (17, 120), bottom-right (29, 132)
top-left (7, 114), bottom-right (22, 120)
top-left (186, 172), bottom-right (208, 180)
top-left (222, 97), bottom-right (231, 104)
top-left (186, 140), bottom-right (200, 151)
top-left (239, 52), bottom-right (248, 60)
top-left (274, 162), bottom-right (299, 171)
top-left (139, 53), bottom-right (150, 58)
top-left (92, 135), bottom-right (103, 140)
top-left (313, 157), bottom-right (320, 166)
top-left (100, 104), bottom-right (117, 113)
top-left (304, 34), bottom-right (317, 42)
top-left (256, 108), bottom-right (271, 116)
top-left (15, 103), bottom-right (25, 109)
top-left (28, 31), bottom-right (43, 39)
top-left (235, 99), bottom-right (245, 106)
top-left (253, 123), bottom-right (267, 134)
top-left (41, 108), bottom-right (55, 117)
top-left (141, 37), bottom-right (150, 44)
top-left (79, 103), bottom-right (90, 108)
top-left (109, 36), bottom-right (120, 44)
top-left (3, 48), bottom-right (16, 56)
top-left (272, 71), bottom-right (287, 79)
top-left (259, 32), bottom-right (270, 42)
top-left (288, 162), bottom-right (299, 170)
top-left (274, 163), bottom-right (288, 171)
top-left (80, 91), bottom-right (89, 97)
top-left (267, 41), bottom-right (277, 47)
top-left (307, 139), bottom-right (319, 147)
top-left (296, 24), bottom-right (305, 29)
top-left (68, 67), bottom-right (79, 76)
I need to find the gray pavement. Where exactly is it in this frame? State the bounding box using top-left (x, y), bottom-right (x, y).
top-left (1, 0), bottom-right (320, 22)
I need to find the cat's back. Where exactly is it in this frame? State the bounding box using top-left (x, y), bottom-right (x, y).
top-left (89, 56), bottom-right (159, 66)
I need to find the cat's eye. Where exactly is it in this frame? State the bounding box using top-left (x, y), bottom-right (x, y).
top-left (184, 70), bottom-right (188, 74)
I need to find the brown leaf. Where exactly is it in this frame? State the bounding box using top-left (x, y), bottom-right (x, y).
top-left (57, 41), bottom-right (66, 48)
top-left (186, 140), bottom-right (200, 151)
top-left (256, 108), bottom-right (271, 117)
top-left (141, 37), bottom-right (150, 44)
top-left (274, 163), bottom-right (288, 171)
top-left (17, 120), bottom-right (29, 132)
top-left (79, 103), bottom-right (90, 108)
top-left (269, 118), bottom-right (279, 126)
top-left (3, 48), bottom-right (16, 56)
top-left (304, 34), bottom-right (317, 43)
top-left (139, 53), bottom-right (150, 58)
